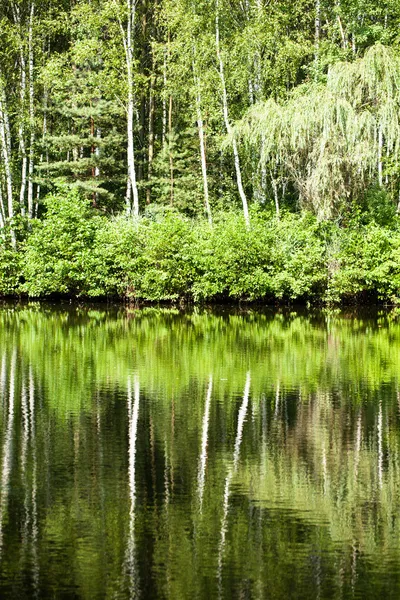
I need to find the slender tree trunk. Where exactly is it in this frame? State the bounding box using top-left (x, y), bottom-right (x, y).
top-left (27, 3), bottom-right (35, 219)
top-left (18, 47), bottom-right (28, 217)
top-left (271, 171), bottom-right (280, 218)
top-left (162, 46), bottom-right (167, 145)
top-left (118, 0), bottom-right (140, 217)
top-left (166, 31), bottom-right (174, 206)
top-left (0, 186), bottom-right (5, 230)
top-left (12, 3), bottom-right (27, 217)
top-left (168, 93), bottom-right (174, 206)
top-left (146, 68), bottom-right (155, 205)
top-left (193, 61), bottom-right (212, 224)
top-left (0, 78), bottom-right (15, 246)
top-left (378, 125), bottom-right (383, 187)
top-left (215, 0), bottom-right (249, 226)
top-left (35, 84), bottom-right (48, 213)
top-left (315, 0), bottom-right (320, 72)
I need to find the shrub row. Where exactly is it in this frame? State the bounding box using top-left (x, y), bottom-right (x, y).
top-left (1, 192), bottom-right (400, 304)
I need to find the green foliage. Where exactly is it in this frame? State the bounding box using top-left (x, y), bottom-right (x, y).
top-left (235, 44), bottom-right (400, 218)
top-left (21, 189), bottom-right (105, 296)
top-left (326, 222), bottom-right (400, 303)
top-left (192, 210), bottom-right (326, 301)
top-left (0, 240), bottom-right (21, 295)
top-left (3, 185), bottom-right (400, 305)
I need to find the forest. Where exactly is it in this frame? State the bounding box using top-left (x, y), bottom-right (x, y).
top-left (1, 0), bottom-right (400, 302)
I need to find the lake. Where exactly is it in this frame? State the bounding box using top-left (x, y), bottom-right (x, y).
top-left (0, 304), bottom-right (399, 599)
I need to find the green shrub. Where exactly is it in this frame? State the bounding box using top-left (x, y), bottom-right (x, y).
top-left (0, 242), bottom-right (21, 295)
top-left (10, 190), bottom-right (400, 305)
top-left (21, 190), bottom-right (105, 297)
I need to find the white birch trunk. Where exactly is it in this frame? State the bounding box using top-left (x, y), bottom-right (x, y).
top-left (115, 0), bottom-right (139, 216)
top-left (215, 0), bottom-right (249, 226)
top-left (126, 0), bottom-right (139, 217)
top-left (12, 3), bottom-right (27, 216)
top-left (27, 3), bottom-right (35, 219)
top-left (18, 47), bottom-right (28, 217)
top-left (0, 78), bottom-right (15, 245)
top-left (127, 89), bottom-right (139, 217)
top-left (0, 185), bottom-right (6, 230)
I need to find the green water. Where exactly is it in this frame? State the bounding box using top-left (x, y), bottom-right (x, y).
top-left (1, 304), bottom-right (400, 599)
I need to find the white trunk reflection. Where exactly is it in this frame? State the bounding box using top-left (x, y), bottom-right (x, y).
top-left (218, 372), bottom-right (251, 594)
top-left (125, 375), bottom-right (140, 598)
top-left (197, 376), bottom-right (213, 511)
top-left (0, 351), bottom-right (16, 558)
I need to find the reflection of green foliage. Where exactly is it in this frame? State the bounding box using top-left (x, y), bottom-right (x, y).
top-left (2, 305), bottom-right (400, 416)
top-left (2, 306), bottom-right (400, 598)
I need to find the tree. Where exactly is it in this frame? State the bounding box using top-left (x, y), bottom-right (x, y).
top-left (234, 44), bottom-right (400, 219)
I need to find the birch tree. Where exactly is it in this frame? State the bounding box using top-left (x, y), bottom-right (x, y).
top-left (114, 0), bottom-right (140, 217)
top-left (0, 74), bottom-right (15, 245)
top-left (234, 44), bottom-right (400, 219)
top-left (27, 2), bottom-right (35, 218)
top-left (215, 0), bottom-right (249, 226)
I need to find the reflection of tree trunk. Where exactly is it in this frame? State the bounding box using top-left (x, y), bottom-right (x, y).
top-left (274, 382), bottom-right (280, 417)
top-left (217, 372), bottom-right (251, 594)
top-left (378, 400), bottom-right (383, 489)
top-left (0, 353), bottom-right (7, 401)
top-left (354, 411), bottom-right (362, 480)
top-left (125, 375), bottom-right (140, 597)
top-left (170, 398), bottom-right (175, 496)
top-left (29, 368), bottom-right (39, 595)
top-left (21, 380), bottom-right (29, 551)
top-left (0, 351), bottom-right (16, 556)
top-left (197, 376), bottom-right (213, 510)
top-left (164, 438), bottom-right (170, 507)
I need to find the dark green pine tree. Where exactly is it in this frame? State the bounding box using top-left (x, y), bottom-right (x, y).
top-left (37, 31), bottom-right (126, 212)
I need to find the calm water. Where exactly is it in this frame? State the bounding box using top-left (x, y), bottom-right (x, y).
top-left (1, 305), bottom-right (400, 599)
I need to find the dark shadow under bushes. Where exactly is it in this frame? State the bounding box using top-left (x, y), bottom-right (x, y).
top-left (2, 191), bottom-right (400, 305)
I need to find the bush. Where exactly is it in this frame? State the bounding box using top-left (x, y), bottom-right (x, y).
top-left (21, 190), bottom-right (105, 297)
top-left (9, 190), bottom-right (400, 305)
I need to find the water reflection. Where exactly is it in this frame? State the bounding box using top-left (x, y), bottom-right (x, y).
top-left (0, 306), bottom-right (399, 598)
top-left (218, 372), bottom-right (251, 596)
top-left (125, 376), bottom-right (140, 598)
top-left (197, 376), bottom-right (212, 511)
top-left (0, 351), bottom-right (16, 558)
